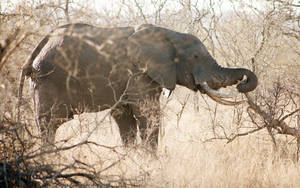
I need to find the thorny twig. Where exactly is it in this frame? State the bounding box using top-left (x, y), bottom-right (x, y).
top-left (245, 93), bottom-right (300, 158)
top-left (204, 88), bottom-right (300, 159)
top-left (245, 93), bottom-right (300, 138)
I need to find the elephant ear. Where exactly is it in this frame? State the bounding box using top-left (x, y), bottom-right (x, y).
top-left (127, 26), bottom-right (178, 90)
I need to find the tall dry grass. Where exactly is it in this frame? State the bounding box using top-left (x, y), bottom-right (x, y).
top-left (50, 88), bottom-right (300, 187)
top-left (0, 0), bottom-right (299, 187)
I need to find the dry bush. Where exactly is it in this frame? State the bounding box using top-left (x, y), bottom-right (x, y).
top-left (1, 0), bottom-right (300, 187)
top-left (197, 0), bottom-right (300, 160)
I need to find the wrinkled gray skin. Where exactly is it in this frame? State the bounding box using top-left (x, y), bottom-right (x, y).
top-left (20, 23), bottom-right (257, 149)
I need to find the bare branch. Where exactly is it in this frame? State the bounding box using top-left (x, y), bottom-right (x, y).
top-left (226, 126), bottom-right (265, 144)
top-left (280, 108), bottom-right (300, 123)
top-left (65, 0), bottom-right (70, 22)
top-left (0, 30), bottom-right (30, 72)
top-left (133, 0), bottom-right (148, 23)
top-left (245, 93), bottom-right (300, 138)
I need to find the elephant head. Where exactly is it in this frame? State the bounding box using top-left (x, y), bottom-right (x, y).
top-left (127, 26), bottom-right (257, 104)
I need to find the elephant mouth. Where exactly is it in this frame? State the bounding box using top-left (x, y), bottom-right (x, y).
top-left (196, 81), bottom-right (246, 106)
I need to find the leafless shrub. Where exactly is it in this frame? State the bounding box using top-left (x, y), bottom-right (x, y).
top-left (194, 0), bottom-right (300, 162)
top-left (203, 77), bottom-right (300, 160)
top-left (1, 75), bottom-right (148, 186)
top-left (246, 79), bottom-right (300, 156)
top-left (1, 0), bottom-right (300, 186)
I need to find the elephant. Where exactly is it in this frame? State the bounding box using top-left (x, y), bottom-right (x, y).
top-left (18, 23), bottom-right (257, 150)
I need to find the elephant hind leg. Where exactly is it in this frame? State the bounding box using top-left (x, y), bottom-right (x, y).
top-left (37, 106), bottom-right (71, 147)
top-left (38, 115), bottom-right (59, 146)
top-left (34, 81), bottom-right (73, 147)
top-left (111, 106), bottom-right (137, 146)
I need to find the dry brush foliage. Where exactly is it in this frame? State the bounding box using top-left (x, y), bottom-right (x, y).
top-left (0, 0), bottom-right (300, 187)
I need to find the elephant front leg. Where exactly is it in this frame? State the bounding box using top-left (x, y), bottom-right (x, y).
top-left (131, 99), bottom-right (161, 151)
top-left (137, 116), bottom-right (159, 151)
top-left (111, 106), bottom-right (137, 147)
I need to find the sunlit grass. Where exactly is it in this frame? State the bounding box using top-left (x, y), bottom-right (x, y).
top-left (52, 88), bottom-right (300, 187)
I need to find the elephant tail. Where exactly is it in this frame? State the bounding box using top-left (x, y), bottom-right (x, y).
top-left (18, 23), bottom-right (87, 106)
top-left (17, 23), bottom-right (88, 119)
top-left (22, 34), bottom-right (51, 77)
top-left (17, 32), bottom-right (51, 121)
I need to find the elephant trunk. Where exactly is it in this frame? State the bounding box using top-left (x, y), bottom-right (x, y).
top-left (234, 68), bottom-right (258, 93)
top-left (193, 66), bottom-right (257, 106)
top-left (206, 67), bottom-right (258, 93)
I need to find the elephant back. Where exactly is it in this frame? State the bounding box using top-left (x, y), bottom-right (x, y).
top-left (31, 24), bottom-right (135, 79)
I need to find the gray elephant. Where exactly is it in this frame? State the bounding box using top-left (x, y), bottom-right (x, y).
top-left (18, 23), bottom-right (257, 149)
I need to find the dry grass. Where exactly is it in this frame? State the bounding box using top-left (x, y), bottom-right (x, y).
top-left (42, 87), bottom-right (298, 187)
top-left (1, 0), bottom-right (299, 187)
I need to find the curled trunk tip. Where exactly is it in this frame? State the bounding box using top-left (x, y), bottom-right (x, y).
top-left (236, 69), bottom-right (258, 93)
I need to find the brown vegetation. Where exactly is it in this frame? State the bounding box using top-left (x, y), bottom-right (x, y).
top-left (0, 0), bottom-right (299, 187)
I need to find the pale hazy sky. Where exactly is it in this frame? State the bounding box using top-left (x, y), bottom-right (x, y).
top-left (89, 0), bottom-right (254, 13)
top-left (1, 0), bottom-right (266, 14)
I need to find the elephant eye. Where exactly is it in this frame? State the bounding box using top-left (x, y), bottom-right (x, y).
top-left (194, 55), bottom-right (199, 59)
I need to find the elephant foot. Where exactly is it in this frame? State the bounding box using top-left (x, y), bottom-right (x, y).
top-left (40, 131), bottom-right (56, 151)
top-left (120, 131), bottom-right (137, 147)
top-left (139, 126), bottom-right (159, 153)
top-left (38, 117), bottom-right (58, 151)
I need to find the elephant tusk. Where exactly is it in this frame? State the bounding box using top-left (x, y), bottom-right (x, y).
top-left (206, 92), bottom-right (246, 106)
top-left (200, 82), bottom-right (238, 98)
top-left (199, 81), bottom-right (245, 105)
